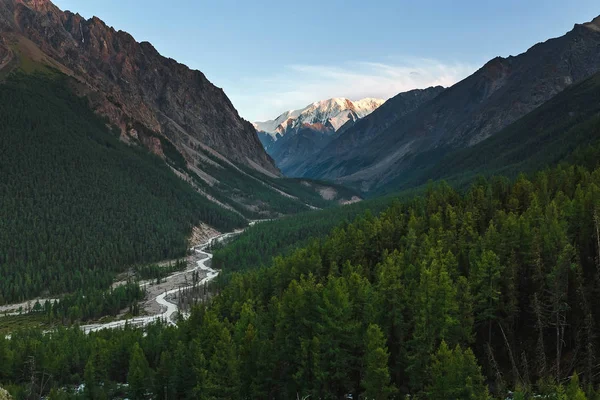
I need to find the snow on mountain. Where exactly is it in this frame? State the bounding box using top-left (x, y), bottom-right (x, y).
top-left (253, 109), bottom-right (303, 135)
top-left (254, 97), bottom-right (385, 140)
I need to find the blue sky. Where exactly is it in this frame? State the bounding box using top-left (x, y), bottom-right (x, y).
top-left (52, 0), bottom-right (600, 121)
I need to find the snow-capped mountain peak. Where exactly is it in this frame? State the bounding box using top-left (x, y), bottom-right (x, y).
top-left (254, 97), bottom-right (385, 139)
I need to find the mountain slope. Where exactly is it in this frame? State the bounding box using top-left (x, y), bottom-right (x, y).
top-left (0, 0), bottom-right (277, 176)
top-left (0, 72), bottom-right (248, 303)
top-left (293, 87), bottom-right (445, 179)
top-left (0, 0), bottom-right (359, 217)
top-left (382, 68), bottom-right (600, 193)
top-left (301, 16), bottom-right (600, 192)
top-left (266, 124), bottom-right (337, 176)
top-left (0, 67), bottom-right (359, 305)
top-left (0, 1), bottom-right (362, 304)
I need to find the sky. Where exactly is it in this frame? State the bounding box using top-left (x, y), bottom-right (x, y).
top-left (52, 0), bottom-right (600, 122)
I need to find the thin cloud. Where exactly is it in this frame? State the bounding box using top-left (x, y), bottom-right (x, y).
top-left (226, 58), bottom-right (478, 122)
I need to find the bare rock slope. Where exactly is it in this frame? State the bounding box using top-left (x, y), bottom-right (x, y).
top-left (0, 0), bottom-right (278, 175)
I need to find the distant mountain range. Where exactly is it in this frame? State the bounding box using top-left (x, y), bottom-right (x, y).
top-left (255, 97), bottom-right (385, 139)
top-left (254, 97), bottom-right (385, 175)
top-left (285, 15), bottom-right (600, 193)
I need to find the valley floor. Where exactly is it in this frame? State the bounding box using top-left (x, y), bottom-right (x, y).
top-left (0, 227), bottom-right (251, 334)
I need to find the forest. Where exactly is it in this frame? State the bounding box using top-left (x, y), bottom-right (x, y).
top-left (2, 153), bottom-right (600, 399)
top-left (0, 72), bottom-right (247, 304)
top-left (211, 190), bottom-right (408, 278)
top-left (211, 66), bottom-right (600, 282)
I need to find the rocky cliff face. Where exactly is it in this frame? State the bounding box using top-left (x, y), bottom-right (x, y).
top-left (0, 0), bottom-right (279, 175)
top-left (300, 16), bottom-right (600, 191)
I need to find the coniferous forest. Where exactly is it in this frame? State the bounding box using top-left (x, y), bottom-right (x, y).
top-left (4, 7), bottom-right (600, 400)
top-left (0, 73), bottom-right (247, 304)
top-left (2, 155), bottom-right (600, 399)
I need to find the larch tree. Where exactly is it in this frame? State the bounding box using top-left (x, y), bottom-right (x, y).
top-left (127, 343), bottom-right (153, 400)
top-left (427, 341), bottom-right (489, 400)
top-left (361, 324), bottom-right (396, 400)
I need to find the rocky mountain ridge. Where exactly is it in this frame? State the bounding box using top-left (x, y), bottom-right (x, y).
top-left (299, 15), bottom-right (600, 192)
top-left (0, 0), bottom-right (278, 175)
top-left (261, 90), bottom-right (443, 177)
top-left (254, 97), bottom-right (385, 139)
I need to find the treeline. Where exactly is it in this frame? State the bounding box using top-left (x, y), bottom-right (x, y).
top-left (3, 159), bottom-right (600, 399)
top-left (207, 162), bottom-right (600, 398)
top-left (0, 73), bottom-right (247, 304)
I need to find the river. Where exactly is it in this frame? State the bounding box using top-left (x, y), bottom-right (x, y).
top-left (80, 229), bottom-right (241, 333)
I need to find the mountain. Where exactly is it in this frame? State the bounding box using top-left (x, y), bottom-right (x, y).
top-left (290, 87), bottom-right (445, 177)
top-left (0, 0), bottom-right (362, 216)
top-left (254, 97), bottom-right (385, 175)
top-left (255, 97), bottom-right (385, 139)
top-left (264, 123), bottom-right (336, 175)
top-left (300, 15), bottom-right (600, 192)
top-left (390, 68), bottom-right (600, 193)
top-left (0, 0), bottom-right (362, 303)
top-left (0, 0), bottom-right (277, 175)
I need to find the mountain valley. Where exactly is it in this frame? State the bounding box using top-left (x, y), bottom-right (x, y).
top-left (2, 3), bottom-right (600, 400)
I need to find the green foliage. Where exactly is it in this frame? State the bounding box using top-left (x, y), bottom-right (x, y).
top-left (0, 72), bottom-right (246, 304)
top-left (128, 343), bottom-right (153, 400)
top-left (427, 341), bottom-right (488, 400)
top-left (0, 313), bottom-right (53, 336)
top-left (567, 373), bottom-right (588, 400)
top-left (212, 192), bottom-right (404, 278)
top-left (51, 282), bottom-right (146, 324)
top-left (134, 260), bottom-right (187, 283)
top-left (362, 324), bottom-right (396, 399)
top-left (4, 146), bottom-right (600, 399)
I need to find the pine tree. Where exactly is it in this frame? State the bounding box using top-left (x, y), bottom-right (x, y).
top-left (83, 358), bottom-right (98, 400)
top-left (427, 341), bottom-right (489, 400)
top-left (470, 249), bottom-right (503, 343)
top-left (0, 338), bottom-right (11, 381)
top-left (205, 326), bottom-right (240, 399)
top-left (567, 373), bottom-right (588, 400)
top-left (318, 277), bottom-right (357, 398)
top-left (127, 343), bottom-right (153, 400)
top-left (408, 245), bottom-right (459, 390)
top-left (361, 324), bottom-right (396, 400)
top-left (155, 351), bottom-right (174, 400)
